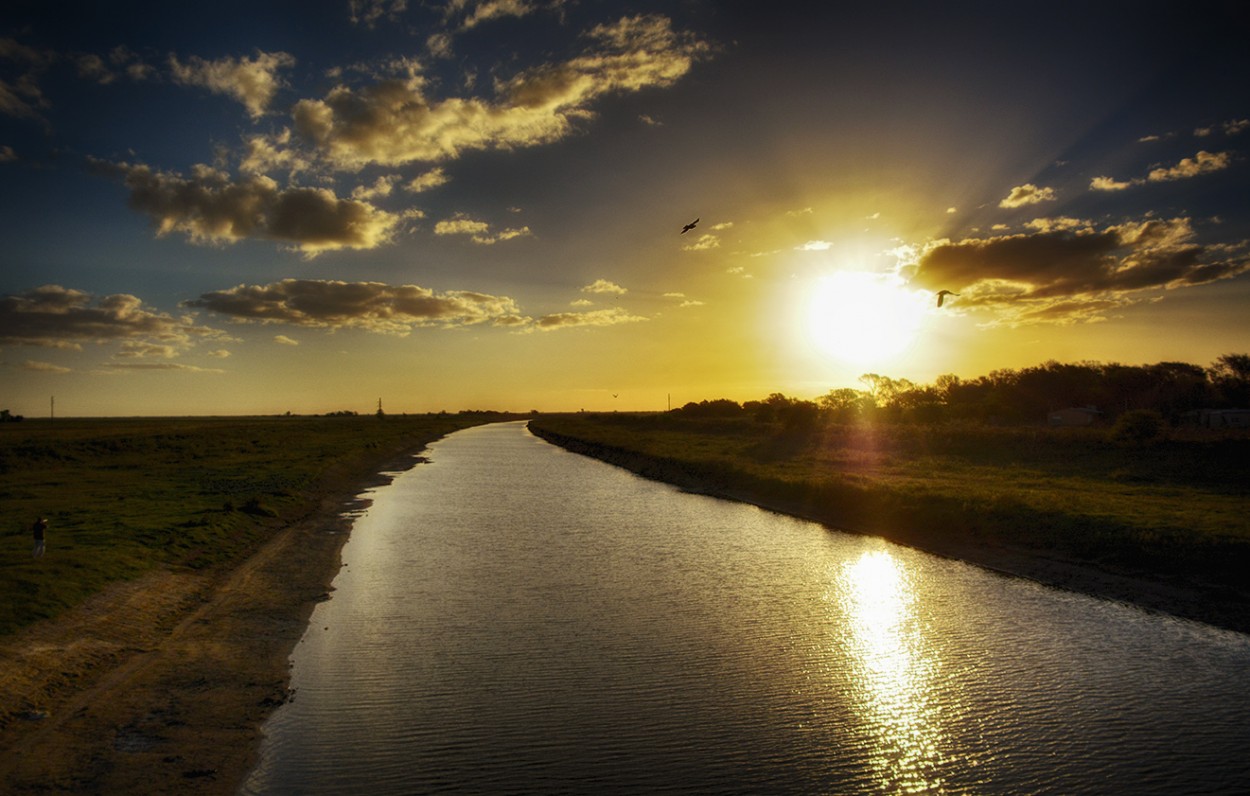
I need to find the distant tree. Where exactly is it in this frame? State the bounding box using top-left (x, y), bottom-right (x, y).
top-left (818, 388), bottom-right (867, 423)
top-left (1209, 353), bottom-right (1250, 408)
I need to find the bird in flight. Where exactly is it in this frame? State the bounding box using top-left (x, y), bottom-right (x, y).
top-left (936, 290), bottom-right (959, 307)
top-left (681, 217), bottom-right (699, 234)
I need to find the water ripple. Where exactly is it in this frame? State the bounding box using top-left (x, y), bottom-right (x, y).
top-left (243, 422), bottom-right (1250, 795)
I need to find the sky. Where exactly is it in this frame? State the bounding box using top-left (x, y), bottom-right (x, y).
top-left (2, 0), bottom-right (1248, 416)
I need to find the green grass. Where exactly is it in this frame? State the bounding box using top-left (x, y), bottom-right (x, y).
top-left (529, 413), bottom-right (1250, 587)
top-left (0, 414), bottom-right (495, 635)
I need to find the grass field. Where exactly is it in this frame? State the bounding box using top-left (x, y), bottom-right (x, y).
top-left (0, 414), bottom-right (493, 635)
top-left (529, 413), bottom-right (1250, 608)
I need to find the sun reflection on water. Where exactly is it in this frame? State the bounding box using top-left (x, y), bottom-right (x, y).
top-left (837, 548), bottom-right (947, 793)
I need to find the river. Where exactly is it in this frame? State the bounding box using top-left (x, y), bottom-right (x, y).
top-left (241, 421), bottom-right (1250, 794)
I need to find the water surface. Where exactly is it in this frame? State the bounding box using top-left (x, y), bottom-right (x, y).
top-left (243, 421), bottom-right (1250, 794)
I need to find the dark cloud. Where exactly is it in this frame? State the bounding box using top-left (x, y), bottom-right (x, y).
top-left (91, 160), bottom-right (398, 254)
top-left (0, 285), bottom-right (229, 351)
top-left (910, 217), bottom-right (1250, 326)
top-left (183, 279), bottom-right (527, 333)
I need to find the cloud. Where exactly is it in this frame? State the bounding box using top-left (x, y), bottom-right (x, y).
top-left (0, 144), bottom-right (15, 162)
top-left (18, 360), bottom-right (71, 373)
top-left (92, 160), bottom-right (398, 254)
top-left (909, 217), bottom-right (1250, 326)
top-left (283, 14), bottom-right (709, 170)
top-left (796, 240), bottom-right (831, 251)
top-left (682, 234), bottom-right (720, 251)
top-left (405, 167), bottom-right (449, 193)
top-left (351, 174), bottom-right (398, 200)
top-left (350, 0), bottom-right (409, 28)
top-left (999, 183), bottom-right (1056, 208)
top-left (101, 362), bottom-right (224, 373)
top-left (274, 334), bottom-right (300, 346)
top-left (662, 291), bottom-right (703, 306)
top-left (581, 278), bottom-right (626, 295)
top-left (570, 298), bottom-right (593, 307)
top-left (451, 0), bottom-right (542, 31)
top-left (183, 278), bottom-right (527, 334)
top-left (206, 349), bottom-right (231, 358)
top-left (434, 213), bottom-right (530, 244)
top-left (1147, 150), bottom-right (1232, 182)
top-left (1090, 175), bottom-right (1132, 191)
top-left (533, 307), bottom-right (647, 330)
top-left (1222, 119), bottom-right (1249, 136)
top-left (1092, 150), bottom-right (1235, 192)
top-left (0, 37), bottom-right (51, 123)
top-left (0, 285), bottom-right (230, 353)
top-left (169, 50), bottom-right (295, 118)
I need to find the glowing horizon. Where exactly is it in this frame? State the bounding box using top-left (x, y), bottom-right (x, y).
top-left (2, 3), bottom-right (1248, 416)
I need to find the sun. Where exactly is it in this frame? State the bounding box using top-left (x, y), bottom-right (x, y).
top-left (804, 271), bottom-right (929, 365)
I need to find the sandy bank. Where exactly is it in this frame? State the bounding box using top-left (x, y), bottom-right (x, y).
top-left (531, 425), bottom-right (1250, 636)
top-left (0, 451), bottom-right (425, 795)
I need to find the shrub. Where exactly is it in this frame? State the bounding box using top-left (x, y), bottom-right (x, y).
top-left (1109, 409), bottom-right (1167, 444)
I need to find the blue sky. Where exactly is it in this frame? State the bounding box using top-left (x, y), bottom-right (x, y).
top-left (2, 1), bottom-right (1248, 415)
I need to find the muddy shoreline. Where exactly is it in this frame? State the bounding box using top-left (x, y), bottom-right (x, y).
top-left (0, 451), bottom-right (424, 795)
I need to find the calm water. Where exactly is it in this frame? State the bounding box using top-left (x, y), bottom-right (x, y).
top-left (242, 421), bottom-right (1250, 794)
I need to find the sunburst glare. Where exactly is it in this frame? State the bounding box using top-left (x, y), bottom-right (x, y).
top-left (804, 272), bottom-right (930, 366)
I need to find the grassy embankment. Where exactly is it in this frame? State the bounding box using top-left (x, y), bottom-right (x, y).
top-left (530, 413), bottom-right (1250, 630)
top-left (0, 414), bottom-right (493, 635)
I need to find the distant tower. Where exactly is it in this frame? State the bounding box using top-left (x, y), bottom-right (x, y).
top-left (376, 397), bottom-right (385, 418)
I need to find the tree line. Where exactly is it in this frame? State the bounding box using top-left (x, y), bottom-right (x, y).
top-left (675, 354), bottom-right (1250, 427)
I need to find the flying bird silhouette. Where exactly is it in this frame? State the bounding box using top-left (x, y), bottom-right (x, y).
top-left (681, 217), bottom-right (699, 234)
top-left (936, 290), bottom-right (959, 307)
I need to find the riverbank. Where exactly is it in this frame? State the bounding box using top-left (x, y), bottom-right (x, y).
top-left (0, 417), bottom-right (490, 794)
top-left (529, 416), bottom-right (1250, 635)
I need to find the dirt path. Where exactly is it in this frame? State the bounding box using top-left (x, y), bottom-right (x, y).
top-left (0, 473), bottom-right (395, 794)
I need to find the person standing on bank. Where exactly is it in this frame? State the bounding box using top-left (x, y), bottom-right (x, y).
top-left (32, 517), bottom-right (47, 558)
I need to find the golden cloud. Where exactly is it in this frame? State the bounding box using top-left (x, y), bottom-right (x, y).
top-left (282, 14), bottom-right (708, 170)
top-left (169, 50), bottom-right (295, 118)
top-left (999, 183), bottom-right (1056, 208)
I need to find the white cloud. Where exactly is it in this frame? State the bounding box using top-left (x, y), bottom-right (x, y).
top-left (795, 240), bottom-right (832, 251)
top-left (274, 334), bottom-right (300, 346)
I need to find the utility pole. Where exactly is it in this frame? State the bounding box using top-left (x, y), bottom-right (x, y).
top-left (50, 395), bottom-right (54, 421)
